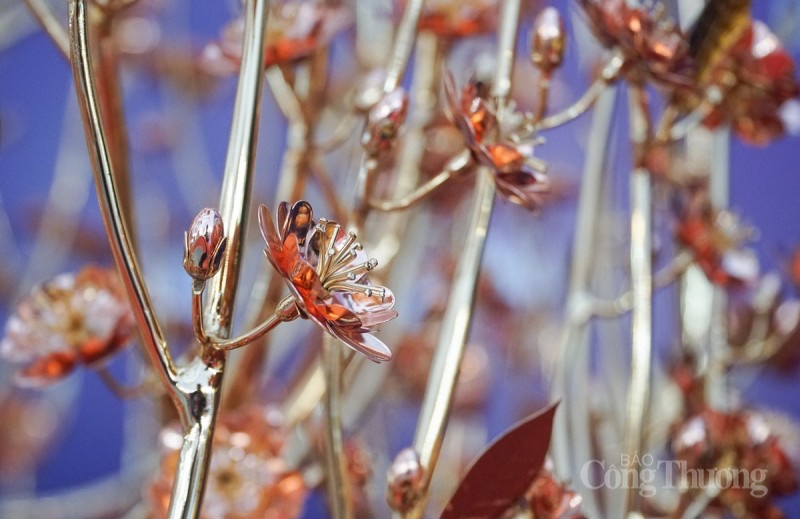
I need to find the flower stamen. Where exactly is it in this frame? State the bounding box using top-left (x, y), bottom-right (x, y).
top-left (326, 282), bottom-right (385, 302)
top-left (323, 260), bottom-right (379, 288)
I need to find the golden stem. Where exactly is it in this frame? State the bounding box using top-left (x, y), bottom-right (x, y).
top-left (622, 84), bottom-right (653, 518)
top-left (322, 335), bottom-right (353, 519)
top-left (367, 150), bottom-right (472, 212)
top-left (400, 2), bottom-right (520, 515)
top-left (69, 0), bottom-right (178, 397)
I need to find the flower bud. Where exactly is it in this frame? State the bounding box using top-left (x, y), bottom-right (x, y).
top-left (184, 208), bottom-right (227, 281)
top-left (362, 87), bottom-right (409, 155)
top-left (530, 8), bottom-right (566, 75)
top-left (386, 448), bottom-right (425, 512)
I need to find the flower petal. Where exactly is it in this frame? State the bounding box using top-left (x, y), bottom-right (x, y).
top-left (327, 326), bottom-right (392, 363)
top-left (483, 142), bottom-right (525, 173)
top-left (315, 300), bottom-right (362, 327)
top-left (349, 285), bottom-right (396, 314)
top-left (258, 204), bottom-right (283, 252)
top-left (494, 168), bottom-right (550, 211)
top-left (16, 351), bottom-right (78, 387)
top-left (262, 247), bottom-right (283, 276)
top-left (287, 201), bottom-right (314, 241)
top-left (277, 201), bottom-right (291, 239)
top-left (357, 309), bottom-right (398, 328)
top-left (443, 71), bottom-right (460, 125)
top-left (80, 321), bottom-right (132, 366)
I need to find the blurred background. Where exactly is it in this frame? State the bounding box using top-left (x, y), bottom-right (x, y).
top-left (0, 0), bottom-right (799, 517)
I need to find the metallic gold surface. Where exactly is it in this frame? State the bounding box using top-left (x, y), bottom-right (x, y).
top-left (70, 0), bottom-right (271, 516)
top-left (401, 2), bottom-right (520, 515)
top-left (322, 335), bottom-right (353, 519)
top-left (622, 85), bottom-right (654, 518)
top-left (549, 85), bottom-right (617, 519)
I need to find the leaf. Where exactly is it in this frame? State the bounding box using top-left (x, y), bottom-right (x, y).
top-left (688, 0), bottom-right (751, 85)
top-left (440, 403), bottom-right (559, 519)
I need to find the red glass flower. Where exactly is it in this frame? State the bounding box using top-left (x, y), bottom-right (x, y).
top-left (578, 0), bottom-right (693, 89)
top-left (0, 266), bottom-right (135, 387)
top-left (149, 406), bottom-right (307, 519)
top-left (675, 187), bottom-right (758, 286)
top-left (201, 1), bottom-right (352, 75)
top-left (258, 201), bottom-right (396, 362)
top-left (702, 21), bottom-right (800, 145)
top-left (443, 73), bottom-right (550, 211)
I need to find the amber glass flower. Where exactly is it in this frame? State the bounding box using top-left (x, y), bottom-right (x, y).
top-left (701, 21), bottom-right (800, 145)
top-left (0, 266), bottom-right (135, 387)
top-left (149, 407), bottom-right (307, 519)
top-left (675, 188), bottom-right (757, 286)
top-left (443, 73), bottom-right (550, 210)
top-left (258, 201), bottom-right (396, 362)
top-left (201, 0), bottom-right (351, 74)
top-left (578, 0), bottom-right (693, 89)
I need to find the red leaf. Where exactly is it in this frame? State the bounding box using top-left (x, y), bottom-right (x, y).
top-left (441, 403), bottom-right (559, 519)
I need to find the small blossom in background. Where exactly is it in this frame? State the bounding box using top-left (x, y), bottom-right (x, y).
top-left (443, 73), bottom-right (551, 211)
top-left (362, 88), bottom-right (409, 155)
top-left (578, 0), bottom-right (694, 89)
top-left (0, 266), bottom-right (135, 387)
top-left (701, 21), bottom-right (800, 145)
top-left (671, 407), bottom-right (800, 517)
top-left (674, 186), bottom-right (758, 287)
top-left (397, 0), bottom-right (499, 39)
top-left (201, 0), bottom-right (352, 75)
top-left (148, 406), bottom-right (306, 519)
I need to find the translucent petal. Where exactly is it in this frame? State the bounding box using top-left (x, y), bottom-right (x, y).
top-left (327, 326), bottom-right (392, 363)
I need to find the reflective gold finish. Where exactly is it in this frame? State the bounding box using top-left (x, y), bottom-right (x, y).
top-left (403, 168), bottom-right (496, 519)
top-left (69, 0), bottom-right (271, 516)
top-left (622, 85), bottom-right (654, 518)
top-left (384, 0), bottom-right (425, 94)
top-left (322, 334), bottom-right (353, 519)
top-left (69, 0), bottom-right (178, 394)
top-left (399, 4), bottom-right (520, 517)
top-left (368, 150), bottom-right (472, 212)
top-left (549, 85), bottom-right (616, 519)
top-left (353, 0), bottom-right (426, 231)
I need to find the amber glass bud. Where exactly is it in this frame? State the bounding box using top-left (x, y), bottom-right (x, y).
top-left (362, 88), bottom-right (409, 155)
top-left (531, 7), bottom-right (566, 75)
top-left (183, 208), bottom-right (227, 281)
top-left (386, 448), bottom-right (425, 512)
